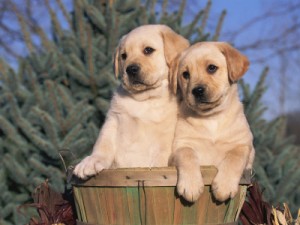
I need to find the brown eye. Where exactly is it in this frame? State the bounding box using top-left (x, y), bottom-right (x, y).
top-left (207, 64), bottom-right (218, 74)
top-left (182, 71), bottom-right (190, 79)
top-left (121, 53), bottom-right (127, 60)
top-left (144, 47), bottom-right (155, 55)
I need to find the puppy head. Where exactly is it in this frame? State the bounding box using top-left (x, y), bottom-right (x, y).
top-left (171, 42), bottom-right (249, 115)
top-left (114, 25), bottom-right (189, 94)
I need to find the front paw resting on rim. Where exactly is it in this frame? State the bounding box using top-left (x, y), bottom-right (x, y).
top-left (73, 155), bottom-right (107, 179)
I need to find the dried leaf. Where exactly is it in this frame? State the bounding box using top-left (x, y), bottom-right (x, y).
top-left (240, 182), bottom-right (273, 225)
top-left (21, 180), bottom-right (76, 225)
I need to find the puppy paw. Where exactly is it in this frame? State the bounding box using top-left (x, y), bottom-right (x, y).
top-left (73, 155), bottom-right (106, 179)
top-left (212, 172), bottom-right (239, 202)
top-left (177, 169), bottom-right (204, 202)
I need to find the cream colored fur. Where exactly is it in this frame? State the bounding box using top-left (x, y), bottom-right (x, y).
top-left (74, 25), bottom-right (189, 179)
top-left (169, 42), bottom-right (255, 202)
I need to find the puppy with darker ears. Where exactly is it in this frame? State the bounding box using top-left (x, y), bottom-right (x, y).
top-left (169, 42), bottom-right (255, 202)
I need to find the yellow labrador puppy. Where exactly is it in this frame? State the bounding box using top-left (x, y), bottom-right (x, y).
top-left (74, 25), bottom-right (189, 179)
top-left (169, 42), bottom-right (255, 202)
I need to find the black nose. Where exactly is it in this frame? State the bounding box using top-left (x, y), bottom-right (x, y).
top-left (126, 64), bottom-right (140, 77)
top-left (192, 86), bottom-right (206, 99)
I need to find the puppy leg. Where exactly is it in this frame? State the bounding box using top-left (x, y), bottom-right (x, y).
top-left (74, 115), bottom-right (118, 179)
top-left (169, 147), bottom-right (204, 202)
top-left (212, 146), bottom-right (250, 201)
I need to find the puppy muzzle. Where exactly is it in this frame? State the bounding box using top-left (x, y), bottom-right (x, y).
top-left (192, 85), bottom-right (207, 102)
top-left (186, 86), bottom-right (224, 114)
top-left (121, 66), bottom-right (160, 93)
top-left (126, 64), bottom-right (144, 85)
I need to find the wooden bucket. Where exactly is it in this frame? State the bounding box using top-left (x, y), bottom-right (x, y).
top-left (72, 166), bottom-right (250, 225)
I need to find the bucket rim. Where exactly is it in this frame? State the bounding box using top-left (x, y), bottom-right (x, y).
top-left (69, 166), bottom-right (251, 187)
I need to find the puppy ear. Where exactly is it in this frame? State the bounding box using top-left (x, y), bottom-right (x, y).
top-left (169, 54), bottom-right (180, 94)
top-left (113, 47), bottom-right (120, 79)
top-left (113, 35), bottom-right (126, 79)
top-left (160, 26), bottom-right (190, 67)
top-left (217, 42), bottom-right (249, 82)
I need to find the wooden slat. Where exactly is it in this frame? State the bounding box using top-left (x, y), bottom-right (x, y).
top-left (144, 187), bottom-right (157, 225)
top-left (196, 186), bottom-right (211, 224)
top-left (95, 188), bottom-right (109, 224)
top-left (173, 196), bottom-right (183, 225)
top-left (126, 187), bottom-right (141, 224)
top-left (92, 188), bottom-right (102, 223)
top-left (143, 187), bottom-right (176, 225)
top-left (181, 200), bottom-right (197, 224)
top-left (104, 187), bottom-right (117, 224)
top-left (110, 188), bottom-right (127, 225)
top-left (159, 187), bottom-right (175, 224)
top-left (206, 191), bottom-right (220, 224)
top-left (78, 188), bottom-right (96, 223)
top-left (73, 187), bottom-right (86, 222)
top-left (217, 200), bottom-right (229, 223)
top-left (86, 188), bottom-right (100, 223)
